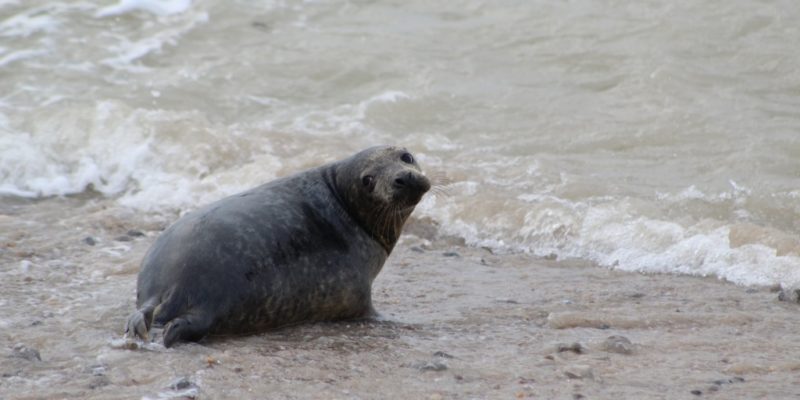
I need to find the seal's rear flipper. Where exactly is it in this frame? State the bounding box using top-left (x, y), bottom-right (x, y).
top-left (124, 305), bottom-right (155, 341)
top-left (162, 311), bottom-right (213, 348)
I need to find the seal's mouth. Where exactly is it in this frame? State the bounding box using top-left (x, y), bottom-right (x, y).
top-left (391, 171), bottom-right (431, 207)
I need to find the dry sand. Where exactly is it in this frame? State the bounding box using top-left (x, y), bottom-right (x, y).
top-left (2, 197), bottom-right (800, 399)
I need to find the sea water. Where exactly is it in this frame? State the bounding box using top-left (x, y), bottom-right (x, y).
top-left (1, 0), bottom-right (799, 287)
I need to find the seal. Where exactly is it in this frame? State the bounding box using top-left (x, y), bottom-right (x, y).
top-left (125, 145), bottom-right (430, 347)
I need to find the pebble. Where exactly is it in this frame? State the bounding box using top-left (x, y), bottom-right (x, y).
top-left (83, 236), bottom-right (97, 246)
top-left (109, 338), bottom-right (140, 350)
top-left (690, 389), bottom-right (702, 396)
top-left (84, 363), bottom-right (108, 376)
top-left (556, 342), bottom-right (585, 354)
top-left (114, 235), bottom-right (132, 242)
top-left (410, 246), bottom-right (425, 253)
top-left (562, 365), bottom-right (593, 380)
top-left (442, 251), bottom-right (460, 257)
top-left (411, 360), bottom-right (448, 372)
top-left (602, 335), bottom-right (633, 355)
top-left (169, 376), bottom-right (195, 390)
top-left (712, 377), bottom-right (745, 386)
top-left (127, 230), bottom-right (145, 237)
top-left (12, 344), bottom-right (41, 361)
top-left (433, 351), bottom-right (454, 359)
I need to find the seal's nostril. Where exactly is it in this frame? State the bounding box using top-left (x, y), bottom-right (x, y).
top-left (394, 178), bottom-right (406, 187)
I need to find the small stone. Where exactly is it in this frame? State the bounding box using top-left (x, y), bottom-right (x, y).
top-left (629, 293), bottom-right (645, 299)
top-left (12, 345), bottom-right (41, 361)
top-left (85, 363), bottom-right (107, 376)
top-left (170, 377), bottom-right (194, 390)
top-left (690, 389), bottom-right (702, 396)
top-left (745, 288), bottom-right (757, 294)
top-left (83, 236), bottom-right (97, 246)
top-left (412, 361), bottom-right (448, 372)
top-left (433, 351), bottom-right (454, 359)
top-left (109, 338), bottom-right (139, 350)
top-left (442, 251), bottom-right (460, 257)
top-left (518, 377), bottom-right (535, 384)
top-left (410, 246), bottom-right (425, 253)
top-left (114, 235), bottom-right (132, 242)
top-left (563, 365), bottom-right (593, 380)
top-left (602, 335), bottom-right (633, 355)
top-left (768, 284), bottom-right (782, 293)
top-left (127, 230), bottom-right (145, 237)
top-left (556, 342), bottom-right (585, 354)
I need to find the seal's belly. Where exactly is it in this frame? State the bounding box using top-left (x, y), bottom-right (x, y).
top-left (212, 261), bottom-right (375, 334)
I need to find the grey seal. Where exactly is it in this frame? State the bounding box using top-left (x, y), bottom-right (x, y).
top-left (124, 145), bottom-right (430, 347)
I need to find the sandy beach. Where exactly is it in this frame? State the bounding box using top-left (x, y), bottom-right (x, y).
top-left (2, 197), bottom-right (799, 400)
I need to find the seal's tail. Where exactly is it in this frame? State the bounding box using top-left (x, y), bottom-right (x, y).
top-left (124, 304), bottom-right (155, 341)
top-left (134, 286), bottom-right (214, 347)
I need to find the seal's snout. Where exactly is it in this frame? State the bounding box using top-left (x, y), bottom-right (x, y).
top-left (393, 171), bottom-right (431, 194)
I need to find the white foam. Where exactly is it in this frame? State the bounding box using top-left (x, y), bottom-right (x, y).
top-left (0, 48), bottom-right (47, 67)
top-left (95, 0), bottom-right (193, 18)
top-left (288, 91), bottom-right (412, 137)
top-left (420, 188), bottom-right (800, 288)
top-left (100, 10), bottom-right (208, 70)
top-left (0, 7), bottom-right (59, 37)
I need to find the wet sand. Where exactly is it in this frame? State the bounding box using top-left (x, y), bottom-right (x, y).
top-left (2, 197), bottom-right (800, 399)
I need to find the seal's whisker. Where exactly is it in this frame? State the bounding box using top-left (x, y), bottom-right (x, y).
top-left (425, 170), bottom-right (454, 187)
top-left (375, 204), bottom-right (392, 241)
top-left (429, 186), bottom-right (453, 198)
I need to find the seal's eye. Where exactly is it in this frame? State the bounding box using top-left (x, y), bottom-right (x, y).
top-left (401, 153), bottom-right (414, 164)
top-left (362, 175), bottom-right (374, 187)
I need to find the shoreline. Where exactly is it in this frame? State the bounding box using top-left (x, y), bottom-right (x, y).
top-left (2, 199), bottom-right (800, 399)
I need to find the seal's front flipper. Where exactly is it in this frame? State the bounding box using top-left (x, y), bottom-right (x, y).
top-left (162, 312), bottom-right (213, 348)
top-left (124, 305), bottom-right (155, 341)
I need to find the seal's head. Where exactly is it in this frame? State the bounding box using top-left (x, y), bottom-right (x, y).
top-left (333, 145), bottom-right (431, 252)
